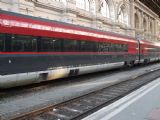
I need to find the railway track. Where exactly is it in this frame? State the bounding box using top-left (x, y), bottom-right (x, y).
top-left (10, 67), bottom-right (160, 120)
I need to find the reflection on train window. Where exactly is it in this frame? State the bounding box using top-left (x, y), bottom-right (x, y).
top-left (54, 39), bottom-right (62, 51)
top-left (63, 39), bottom-right (78, 51)
top-left (0, 33), bottom-right (129, 53)
top-left (98, 42), bottom-right (110, 52)
top-left (123, 44), bottom-right (128, 52)
top-left (11, 35), bottom-right (37, 52)
top-left (0, 34), bottom-right (5, 51)
top-left (39, 37), bottom-right (62, 52)
top-left (41, 37), bottom-right (54, 52)
top-left (80, 41), bottom-right (97, 52)
top-left (98, 42), bottom-right (128, 52)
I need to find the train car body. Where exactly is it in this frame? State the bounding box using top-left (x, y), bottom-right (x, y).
top-left (139, 40), bottom-right (160, 63)
top-left (0, 10), bottom-right (159, 88)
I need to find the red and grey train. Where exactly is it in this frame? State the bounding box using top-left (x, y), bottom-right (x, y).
top-left (0, 10), bottom-right (160, 88)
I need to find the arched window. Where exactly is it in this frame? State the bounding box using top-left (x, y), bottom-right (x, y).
top-left (76, 0), bottom-right (85, 9)
top-left (118, 8), bottom-right (123, 23)
top-left (135, 13), bottom-right (139, 29)
top-left (86, 0), bottom-right (90, 11)
top-left (90, 0), bottom-right (96, 14)
top-left (150, 21), bottom-right (153, 34)
top-left (143, 18), bottom-right (147, 32)
top-left (100, 0), bottom-right (110, 18)
top-left (76, 0), bottom-right (96, 13)
top-left (118, 5), bottom-right (128, 25)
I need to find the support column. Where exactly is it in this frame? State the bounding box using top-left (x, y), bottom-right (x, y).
top-left (129, 0), bottom-right (135, 37)
top-left (11, 0), bottom-right (19, 12)
top-left (154, 19), bottom-right (159, 41)
top-left (129, 0), bottom-right (134, 29)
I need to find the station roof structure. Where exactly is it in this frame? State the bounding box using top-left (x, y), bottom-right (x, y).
top-left (140, 0), bottom-right (160, 17)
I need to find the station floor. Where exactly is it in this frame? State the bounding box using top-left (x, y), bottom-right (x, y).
top-left (83, 78), bottom-right (160, 120)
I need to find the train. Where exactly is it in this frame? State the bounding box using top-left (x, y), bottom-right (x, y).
top-left (0, 10), bottom-right (160, 88)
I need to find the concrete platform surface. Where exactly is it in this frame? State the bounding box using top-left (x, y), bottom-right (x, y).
top-left (83, 78), bottom-right (160, 120)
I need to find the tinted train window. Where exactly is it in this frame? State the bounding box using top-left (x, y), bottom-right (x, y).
top-left (114, 44), bottom-right (120, 52)
top-left (98, 42), bottom-right (110, 52)
top-left (54, 39), bottom-right (62, 52)
top-left (109, 43), bottom-right (115, 52)
top-left (63, 39), bottom-right (78, 52)
top-left (40, 37), bottom-right (62, 52)
top-left (98, 42), bottom-right (128, 52)
top-left (80, 41), bottom-right (97, 52)
top-left (3, 33), bottom-right (129, 52)
top-left (118, 44), bottom-right (124, 51)
top-left (11, 35), bottom-right (23, 52)
top-left (41, 37), bottom-right (54, 52)
top-left (0, 34), bottom-right (5, 51)
top-left (11, 35), bottom-right (37, 52)
top-left (112, 44), bottom-right (120, 52)
top-left (24, 37), bottom-right (37, 51)
top-left (123, 44), bottom-right (128, 52)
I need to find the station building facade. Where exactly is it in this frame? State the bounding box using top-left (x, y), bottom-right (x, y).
top-left (0, 0), bottom-right (160, 41)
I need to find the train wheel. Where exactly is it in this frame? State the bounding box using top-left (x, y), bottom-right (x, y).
top-left (130, 61), bottom-right (135, 67)
top-left (144, 59), bottom-right (149, 64)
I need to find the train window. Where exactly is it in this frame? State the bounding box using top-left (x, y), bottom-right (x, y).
top-left (41, 37), bottom-right (54, 52)
top-left (4, 33), bottom-right (129, 53)
top-left (94, 42), bottom-right (99, 52)
top-left (40, 37), bottom-right (62, 52)
top-left (113, 44), bottom-right (117, 52)
top-left (80, 41), bottom-right (96, 52)
top-left (11, 35), bottom-right (37, 52)
top-left (5, 34), bottom-right (12, 52)
top-left (114, 44), bottom-right (120, 52)
top-left (98, 42), bottom-right (128, 52)
top-left (116, 44), bottom-right (122, 52)
top-left (11, 35), bottom-right (23, 52)
top-left (98, 42), bottom-right (110, 52)
top-left (23, 36), bottom-right (37, 52)
top-left (0, 34), bottom-right (5, 51)
top-left (63, 39), bottom-right (78, 52)
top-left (53, 39), bottom-right (62, 52)
top-left (114, 44), bottom-right (128, 52)
top-left (118, 44), bottom-right (124, 51)
top-left (109, 43), bottom-right (114, 52)
top-left (123, 44), bottom-right (128, 52)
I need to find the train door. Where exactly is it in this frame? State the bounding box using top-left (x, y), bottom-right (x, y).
top-left (139, 40), bottom-right (145, 63)
top-left (137, 39), bottom-right (141, 63)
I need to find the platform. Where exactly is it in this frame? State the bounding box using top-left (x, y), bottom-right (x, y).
top-left (83, 78), bottom-right (160, 120)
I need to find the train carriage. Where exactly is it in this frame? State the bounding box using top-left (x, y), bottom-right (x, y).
top-left (0, 10), bottom-right (159, 88)
top-left (139, 40), bottom-right (160, 63)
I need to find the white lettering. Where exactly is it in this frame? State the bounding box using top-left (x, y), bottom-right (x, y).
top-left (3, 20), bottom-right (10, 26)
top-left (21, 22), bottom-right (29, 28)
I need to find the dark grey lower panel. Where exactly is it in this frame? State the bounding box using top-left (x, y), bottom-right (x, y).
top-left (0, 54), bottom-right (138, 75)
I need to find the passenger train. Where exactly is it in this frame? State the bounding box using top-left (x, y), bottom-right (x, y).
top-left (0, 10), bottom-right (160, 88)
